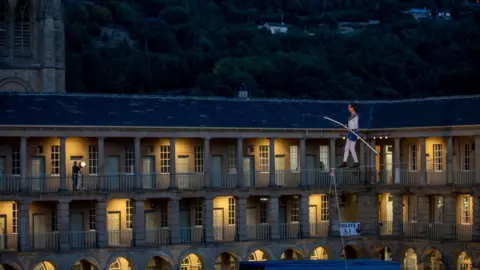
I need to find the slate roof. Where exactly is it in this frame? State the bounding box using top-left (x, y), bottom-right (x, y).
top-left (0, 92), bottom-right (479, 130)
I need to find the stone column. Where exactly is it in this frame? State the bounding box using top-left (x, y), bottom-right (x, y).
top-left (269, 138), bottom-right (276, 186)
top-left (59, 137), bottom-right (67, 191)
top-left (236, 138), bottom-right (244, 188)
top-left (41, 0), bottom-right (58, 92)
top-left (447, 137), bottom-right (453, 185)
top-left (300, 195), bottom-right (310, 238)
top-left (473, 197), bottom-right (480, 241)
top-left (97, 137), bottom-right (105, 190)
top-left (392, 193), bottom-right (403, 235)
top-left (203, 197), bottom-right (214, 243)
top-left (168, 138), bottom-right (177, 189)
top-left (444, 195), bottom-right (456, 239)
top-left (168, 198), bottom-right (180, 244)
top-left (134, 137), bottom-right (142, 189)
top-left (329, 139), bottom-right (336, 170)
top-left (18, 201), bottom-right (30, 251)
top-left (268, 196), bottom-right (280, 240)
top-left (58, 200), bottom-right (70, 250)
top-left (419, 138), bottom-right (427, 185)
top-left (95, 199), bottom-right (107, 248)
top-left (236, 196), bottom-right (247, 241)
top-left (394, 138), bottom-right (401, 184)
top-left (358, 193), bottom-right (378, 236)
top-left (475, 136), bottom-right (480, 184)
top-left (300, 138), bottom-right (307, 186)
top-left (20, 137), bottom-right (28, 191)
top-left (133, 200), bottom-right (145, 246)
top-left (203, 138), bottom-right (211, 188)
top-left (369, 139), bottom-right (377, 184)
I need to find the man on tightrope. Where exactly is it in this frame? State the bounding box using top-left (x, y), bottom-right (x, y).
top-left (337, 103), bottom-right (360, 169)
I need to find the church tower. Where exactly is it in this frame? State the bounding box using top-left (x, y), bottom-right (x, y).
top-left (0, 0), bottom-right (65, 92)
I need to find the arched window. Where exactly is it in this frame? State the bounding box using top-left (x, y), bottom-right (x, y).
top-left (13, 0), bottom-right (31, 58)
top-left (458, 252), bottom-right (472, 270)
top-left (404, 249), bottom-right (418, 270)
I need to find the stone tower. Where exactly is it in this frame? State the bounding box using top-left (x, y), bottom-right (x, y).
top-left (0, 0), bottom-right (65, 92)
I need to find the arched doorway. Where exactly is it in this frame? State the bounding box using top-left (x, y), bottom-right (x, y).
top-left (377, 246), bottom-right (392, 261)
top-left (457, 252), bottom-right (472, 270)
top-left (214, 253), bottom-right (236, 270)
top-left (0, 264), bottom-right (17, 270)
top-left (146, 256), bottom-right (171, 270)
top-left (341, 245), bottom-right (358, 259)
top-left (109, 257), bottom-right (131, 270)
top-left (404, 248), bottom-right (418, 270)
top-left (310, 247), bottom-right (328, 260)
top-left (72, 259), bottom-right (98, 270)
top-left (33, 261), bottom-right (55, 270)
top-left (180, 254), bottom-right (203, 270)
top-left (280, 249), bottom-right (302, 260)
top-left (248, 250), bottom-right (269, 261)
top-left (423, 249), bottom-right (444, 270)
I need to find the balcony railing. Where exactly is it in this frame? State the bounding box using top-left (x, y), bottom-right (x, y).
top-left (400, 171), bottom-right (422, 186)
top-left (279, 222), bottom-right (300, 239)
top-left (104, 174), bottom-right (136, 191)
top-left (455, 224), bottom-right (473, 241)
top-left (69, 230), bottom-right (97, 249)
top-left (0, 175), bottom-right (21, 193)
top-left (30, 231), bottom-right (59, 251)
top-left (0, 233), bottom-right (18, 251)
top-left (247, 223), bottom-right (271, 240)
top-left (145, 227), bottom-right (170, 246)
top-left (180, 226), bottom-right (204, 244)
top-left (213, 225), bottom-right (237, 242)
top-left (107, 229), bottom-right (133, 247)
top-left (29, 176), bottom-right (61, 193)
top-left (376, 221), bottom-right (393, 236)
top-left (427, 171), bottom-right (447, 186)
top-left (309, 222), bottom-right (329, 237)
top-left (454, 171), bottom-right (476, 188)
top-left (401, 222), bottom-right (419, 239)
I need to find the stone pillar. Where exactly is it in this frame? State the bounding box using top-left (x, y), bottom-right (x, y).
top-left (95, 199), bottom-right (107, 248)
top-left (475, 136), bottom-right (480, 184)
top-left (18, 201), bottom-right (30, 251)
top-left (300, 195), bottom-right (310, 238)
top-left (268, 196), bottom-right (280, 240)
top-left (236, 138), bottom-right (244, 188)
top-left (392, 193), bottom-right (403, 236)
top-left (417, 195), bottom-right (429, 235)
top-left (447, 137), bottom-right (453, 185)
top-left (236, 196), bottom-right (247, 241)
top-left (59, 137), bottom-right (67, 191)
top-left (97, 137), bottom-right (105, 190)
top-left (300, 138), bottom-right (307, 186)
top-left (473, 197), bottom-right (480, 241)
top-left (329, 139), bottom-right (336, 170)
top-left (419, 138), bottom-right (427, 185)
top-left (358, 193), bottom-right (378, 236)
top-left (133, 200), bottom-right (145, 246)
top-left (58, 200), bottom-right (70, 250)
top-left (369, 139), bottom-right (377, 184)
top-left (203, 197), bottom-right (214, 243)
top-left (20, 137), bottom-right (28, 191)
top-left (394, 138), bottom-right (401, 184)
top-left (269, 138), bottom-right (276, 186)
top-left (444, 195), bottom-right (456, 238)
top-left (203, 138), bottom-right (211, 188)
top-left (134, 137), bottom-right (142, 189)
top-left (168, 198), bottom-right (180, 244)
top-left (359, 141), bottom-right (366, 184)
top-left (169, 138), bottom-right (177, 189)
top-left (41, 1), bottom-right (58, 92)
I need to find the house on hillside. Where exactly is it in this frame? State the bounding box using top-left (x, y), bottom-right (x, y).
top-left (405, 8), bottom-right (451, 20)
top-left (257, 22), bottom-right (289, 34)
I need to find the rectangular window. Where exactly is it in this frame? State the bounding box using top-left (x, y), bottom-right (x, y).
top-left (409, 145), bottom-right (417, 172)
top-left (88, 145), bottom-right (98, 175)
top-left (160, 146), bottom-right (171, 174)
top-left (319, 145), bottom-right (329, 171)
top-left (228, 145), bottom-right (237, 173)
top-left (195, 201), bottom-right (203, 226)
top-left (290, 145), bottom-right (299, 172)
top-left (461, 143), bottom-right (471, 171)
top-left (51, 145), bottom-right (60, 175)
top-left (228, 197), bottom-right (236, 225)
top-left (126, 200), bottom-right (132, 229)
top-left (259, 145), bottom-right (269, 172)
top-left (461, 195), bottom-right (471, 224)
top-left (12, 202), bottom-right (18, 233)
top-left (291, 196), bottom-right (299, 222)
top-left (125, 146), bottom-right (134, 174)
top-left (11, 146), bottom-right (20, 175)
top-left (433, 144), bottom-right (443, 172)
top-left (408, 195), bottom-right (417, 222)
top-left (89, 202), bottom-right (96, 230)
top-left (259, 198), bottom-right (268, 224)
top-left (430, 195), bottom-right (443, 223)
top-left (52, 205), bottom-right (58, 231)
top-left (194, 145), bottom-right (204, 173)
top-left (320, 195), bottom-right (329, 222)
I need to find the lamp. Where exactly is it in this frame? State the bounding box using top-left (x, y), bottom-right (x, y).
top-left (80, 161), bottom-right (86, 168)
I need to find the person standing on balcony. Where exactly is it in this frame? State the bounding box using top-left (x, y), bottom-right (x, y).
top-left (72, 161), bottom-right (80, 191)
top-left (337, 103), bottom-right (359, 169)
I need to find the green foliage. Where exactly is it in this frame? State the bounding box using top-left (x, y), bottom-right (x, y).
top-left (65, 0), bottom-right (480, 99)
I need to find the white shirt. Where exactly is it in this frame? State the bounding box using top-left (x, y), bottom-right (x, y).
top-left (348, 114), bottom-right (359, 130)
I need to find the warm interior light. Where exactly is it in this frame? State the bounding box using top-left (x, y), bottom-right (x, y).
top-left (80, 161), bottom-right (86, 168)
top-left (385, 136), bottom-right (388, 139)
top-left (373, 137), bottom-right (376, 139)
top-left (380, 136), bottom-right (383, 139)
top-left (342, 137), bottom-right (346, 140)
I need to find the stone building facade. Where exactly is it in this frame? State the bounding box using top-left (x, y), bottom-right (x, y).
top-left (0, 0), bottom-right (65, 92)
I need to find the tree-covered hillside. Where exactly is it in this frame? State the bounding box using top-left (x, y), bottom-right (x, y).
top-left (65, 0), bottom-right (480, 99)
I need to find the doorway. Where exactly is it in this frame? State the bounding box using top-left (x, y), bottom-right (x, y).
top-left (243, 156), bottom-right (254, 187)
top-left (70, 212), bottom-right (84, 248)
top-left (213, 208), bottom-right (224, 240)
top-left (107, 211), bottom-right (121, 246)
top-left (177, 156), bottom-right (189, 188)
top-left (31, 157), bottom-right (46, 191)
top-left (142, 156), bottom-right (155, 189)
top-left (275, 156), bottom-right (285, 186)
top-left (309, 205), bottom-right (317, 235)
top-left (106, 156), bottom-right (120, 190)
top-left (211, 156), bottom-right (222, 188)
top-left (33, 213), bottom-right (47, 249)
top-left (383, 145), bottom-right (393, 184)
